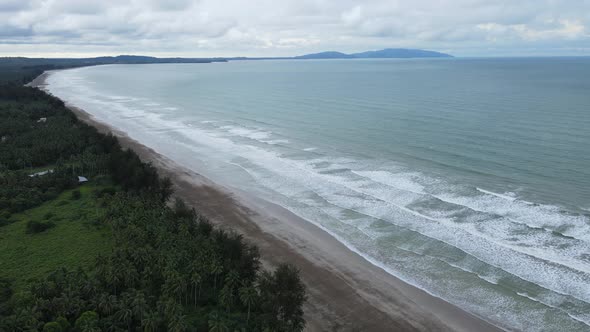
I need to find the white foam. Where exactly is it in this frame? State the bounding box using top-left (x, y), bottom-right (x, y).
top-left (353, 170), bottom-right (426, 194)
top-left (167, 128), bottom-right (590, 304)
top-left (219, 125), bottom-right (272, 141)
top-left (435, 190), bottom-right (590, 242)
top-left (264, 139), bottom-right (290, 145)
top-left (476, 187), bottom-right (517, 201)
top-left (516, 292), bottom-right (590, 326)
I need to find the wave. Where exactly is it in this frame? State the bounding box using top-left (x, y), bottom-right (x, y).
top-left (219, 125), bottom-right (272, 140)
top-left (214, 124), bottom-right (290, 146)
top-left (351, 170), bottom-right (426, 195)
top-left (476, 187), bottom-right (516, 201)
top-left (516, 292), bottom-right (590, 326)
top-left (182, 125), bottom-right (590, 305)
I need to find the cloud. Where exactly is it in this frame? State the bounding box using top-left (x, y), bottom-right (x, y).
top-left (0, 0), bottom-right (588, 57)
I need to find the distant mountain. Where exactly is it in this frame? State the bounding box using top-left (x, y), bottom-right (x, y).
top-left (294, 51), bottom-right (354, 59)
top-left (352, 48), bottom-right (452, 58)
top-left (296, 48), bottom-right (453, 59)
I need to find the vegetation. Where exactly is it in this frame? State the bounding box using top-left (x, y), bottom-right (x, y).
top-left (0, 56), bottom-right (225, 85)
top-left (0, 185), bottom-right (113, 292)
top-left (0, 62), bottom-right (306, 331)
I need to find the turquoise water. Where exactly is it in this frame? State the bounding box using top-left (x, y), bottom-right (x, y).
top-left (47, 58), bottom-right (590, 331)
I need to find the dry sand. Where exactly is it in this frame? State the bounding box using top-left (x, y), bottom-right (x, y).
top-left (32, 71), bottom-right (505, 332)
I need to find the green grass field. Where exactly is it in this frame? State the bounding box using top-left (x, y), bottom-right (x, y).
top-left (0, 183), bottom-right (113, 291)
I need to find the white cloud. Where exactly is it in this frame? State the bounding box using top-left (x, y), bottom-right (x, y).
top-left (0, 0), bottom-right (588, 57)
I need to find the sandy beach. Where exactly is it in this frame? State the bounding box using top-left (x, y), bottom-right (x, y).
top-left (32, 71), bottom-right (504, 332)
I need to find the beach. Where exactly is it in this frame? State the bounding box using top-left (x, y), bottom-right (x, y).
top-left (32, 71), bottom-right (503, 332)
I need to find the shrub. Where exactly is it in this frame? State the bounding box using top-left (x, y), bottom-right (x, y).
top-left (70, 190), bottom-right (81, 200)
top-left (93, 187), bottom-right (116, 199)
top-left (75, 311), bottom-right (98, 330)
top-left (43, 212), bottom-right (54, 220)
top-left (0, 218), bottom-right (11, 228)
top-left (42, 322), bottom-right (62, 332)
top-left (56, 316), bottom-right (71, 331)
top-left (0, 277), bottom-right (13, 316)
top-left (26, 220), bottom-right (55, 234)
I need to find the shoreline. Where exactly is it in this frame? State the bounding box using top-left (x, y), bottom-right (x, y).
top-left (33, 71), bottom-right (505, 332)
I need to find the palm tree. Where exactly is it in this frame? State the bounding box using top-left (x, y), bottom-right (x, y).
top-left (141, 310), bottom-right (160, 332)
top-left (115, 307), bottom-right (133, 331)
top-left (168, 312), bottom-right (187, 332)
top-left (224, 270), bottom-right (239, 290)
top-left (219, 284), bottom-right (234, 313)
top-left (158, 297), bottom-right (180, 321)
top-left (131, 290), bottom-right (148, 322)
top-left (239, 285), bottom-right (258, 324)
top-left (105, 265), bottom-right (121, 295)
top-left (98, 294), bottom-right (118, 316)
top-left (163, 272), bottom-right (183, 303)
top-left (208, 311), bottom-right (228, 332)
top-left (210, 258), bottom-right (223, 293)
top-left (35, 280), bottom-right (53, 298)
top-left (122, 264), bottom-right (139, 288)
top-left (190, 270), bottom-right (202, 307)
top-left (12, 307), bottom-right (39, 331)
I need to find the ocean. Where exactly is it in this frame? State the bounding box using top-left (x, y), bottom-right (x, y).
top-left (46, 58), bottom-right (590, 331)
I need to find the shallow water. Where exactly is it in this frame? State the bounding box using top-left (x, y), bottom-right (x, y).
top-left (47, 58), bottom-right (590, 331)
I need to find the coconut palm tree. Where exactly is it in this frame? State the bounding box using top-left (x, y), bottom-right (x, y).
top-left (224, 270), bottom-right (240, 290)
top-left (115, 307), bottom-right (133, 331)
top-left (190, 269), bottom-right (202, 307)
top-left (141, 310), bottom-right (160, 332)
top-left (98, 293), bottom-right (118, 316)
top-left (239, 285), bottom-right (258, 324)
top-left (131, 290), bottom-right (148, 322)
top-left (168, 312), bottom-right (187, 332)
top-left (163, 272), bottom-right (183, 303)
top-left (105, 265), bottom-right (121, 295)
top-left (208, 311), bottom-right (228, 332)
top-left (210, 257), bottom-right (223, 293)
top-left (219, 284), bottom-right (234, 313)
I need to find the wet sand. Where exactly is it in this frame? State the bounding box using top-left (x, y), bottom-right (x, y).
top-left (32, 71), bottom-right (505, 332)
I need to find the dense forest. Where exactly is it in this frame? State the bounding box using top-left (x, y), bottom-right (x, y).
top-left (0, 56), bottom-right (226, 85)
top-left (0, 62), bottom-right (306, 331)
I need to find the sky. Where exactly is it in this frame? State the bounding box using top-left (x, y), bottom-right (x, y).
top-left (0, 0), bottom-right (589, 58)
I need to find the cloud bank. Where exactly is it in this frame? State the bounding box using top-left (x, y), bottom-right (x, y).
top-left (0, 0), bottom-right (589, 57)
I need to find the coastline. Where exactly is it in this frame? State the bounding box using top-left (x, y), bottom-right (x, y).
top-left (33, 71), bottom-right (505, 332)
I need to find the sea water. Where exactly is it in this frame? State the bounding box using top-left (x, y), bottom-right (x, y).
top-left (46, 58), bottom-right (590, 331)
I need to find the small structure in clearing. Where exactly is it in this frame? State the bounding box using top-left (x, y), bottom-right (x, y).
top-left (29, 170), bottom-right (54, 177)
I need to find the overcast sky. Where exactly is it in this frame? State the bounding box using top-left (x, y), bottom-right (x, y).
top-left (1, 0), bottom-right (589, 58)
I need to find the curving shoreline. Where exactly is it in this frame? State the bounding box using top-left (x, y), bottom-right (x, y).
top-left (32, 70), bottom-right (505, 332)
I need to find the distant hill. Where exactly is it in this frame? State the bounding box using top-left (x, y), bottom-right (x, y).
top-left (294, 51), bottom-right (354, 59)
top-left (295, 48), bottom-right (453, 59)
